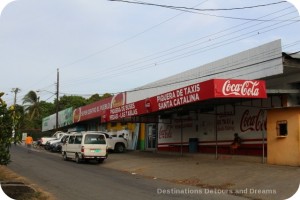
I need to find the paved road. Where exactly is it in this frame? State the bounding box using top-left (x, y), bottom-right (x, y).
top-left (8, 145), bottom-right (248, 200)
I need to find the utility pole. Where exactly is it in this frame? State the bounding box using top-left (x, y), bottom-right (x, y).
top-left (11, 88), bottom-right (21, 137)
top-left (12, 88), bottom-right (20, 106)
top-left (56, 68), bottom-right (59, 131)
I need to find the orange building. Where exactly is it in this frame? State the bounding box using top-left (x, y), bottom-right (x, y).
top-left (267, 107), bottom-right (300, 166)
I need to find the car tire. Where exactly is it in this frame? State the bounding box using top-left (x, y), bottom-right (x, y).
top-left (97, 159), bottom-right (104, 164)
top-left (75, 154), bottom-right (81, 164)
top-left (115, 143), bottom-right (125, 153)
top-left (63, 152), bottom-right (68, 161)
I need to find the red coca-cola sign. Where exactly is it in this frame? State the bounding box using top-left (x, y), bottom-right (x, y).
top-left (212, 79), bottom-right (267, 98)
top-left (104, 79), bottom-right (267, 122)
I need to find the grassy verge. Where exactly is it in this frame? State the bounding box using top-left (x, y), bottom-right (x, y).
top-left (0, 166), bottom-right (55, 200)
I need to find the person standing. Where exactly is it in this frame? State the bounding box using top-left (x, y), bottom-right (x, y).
top-left (25, 133), bottom-right (33, 153)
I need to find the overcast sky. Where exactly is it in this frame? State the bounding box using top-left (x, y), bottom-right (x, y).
top-left (0, 0), bottom-right (299, 106)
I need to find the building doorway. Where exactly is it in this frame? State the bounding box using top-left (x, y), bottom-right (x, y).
top-left (146, 124), bottom-right (157, 150)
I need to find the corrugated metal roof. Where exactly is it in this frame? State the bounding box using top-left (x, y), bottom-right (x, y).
top-left (283, 52), bottom-right (300, 59)
top-left (127, 40), bottom-right (283, 103)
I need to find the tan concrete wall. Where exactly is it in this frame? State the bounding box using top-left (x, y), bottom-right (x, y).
top-left (267, 108), bottom-right (300, 166)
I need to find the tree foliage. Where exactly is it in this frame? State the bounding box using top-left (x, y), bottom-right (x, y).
top-left (101, 93), bottom-right (113, 100)
top-left (86, 93), bottom-right (112, 104)
top-left (20, 92), bottom-right (112, 132)
top-left (23, 90), bottom-right (41, 120)
top-left (39, 101), bottom-right (55, 119)
top-left (0, 93), bottom-right (13, 165)
top-left (57, 95), bottom-right (87, 111)
top-left (1, 91), bottom-right (111, 165)
top-left (86, 94), bottom-right (101, 104)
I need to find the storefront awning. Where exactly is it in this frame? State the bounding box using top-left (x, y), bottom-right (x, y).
top-left (103, 79), bottom-right (267, 122)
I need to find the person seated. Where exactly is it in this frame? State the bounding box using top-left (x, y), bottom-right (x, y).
top-left (230, 133), bottom-right (242, 154)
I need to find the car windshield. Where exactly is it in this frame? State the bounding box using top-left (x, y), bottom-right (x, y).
top-left (84, 134), bottom-right (106, 144)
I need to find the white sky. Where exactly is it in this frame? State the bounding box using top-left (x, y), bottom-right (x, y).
top-left (0, 0), bottom-right (299, 106)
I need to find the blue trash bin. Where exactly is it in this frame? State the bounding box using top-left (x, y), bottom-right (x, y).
top-left (189, 138), bottom-right (198, 153)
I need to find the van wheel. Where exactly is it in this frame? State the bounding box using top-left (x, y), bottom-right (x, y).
top-left (115, 143), bottom-right (125, 153)
top-left (75, 154), bottom-right (81, 163)
top-left (97, 159), bottom-right (104, 164)
top-left (63, 152), bottom-right (68, 161)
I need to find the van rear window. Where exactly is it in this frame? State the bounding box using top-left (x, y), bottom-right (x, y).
top-left (84, 134), bottom-right (106, 144)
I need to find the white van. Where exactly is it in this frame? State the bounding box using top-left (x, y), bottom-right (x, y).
top-left (62, 131), bottom-right (108, 164)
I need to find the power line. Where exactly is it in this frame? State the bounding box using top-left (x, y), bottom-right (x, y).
top-left (108, 0), bottom-right (287, 11)
top-left (25, 47), bottom-right (300, 101)
top-left (154, 17), bottom-right (299, 66)
top-left (61, 45), bottom-right (277, 90)
top-left (13, 2), bottom-right (299, 100)
top-left (60, 6), bottom-right (295, 83)
top-left (59, 7), bottom-right (298, 87)
top-left (59, 0), bottom-right (209, 69)
top-left (25, 2), bottom-right (296, 94)
top-left (6, 1), bottom-right (211, 99)
top-left (128, 50), bottom-right (300, 93)
top-left (108, 0), bottom-right (296, 22)
top-left (8, 49), bottom-right (294, 103)
top-left (169, 6), bottom-right (299, 22)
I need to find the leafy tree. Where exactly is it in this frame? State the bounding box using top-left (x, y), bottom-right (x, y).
top-left (86, 94), bottom-right (101, 104)
top-left (57, 95), bottom-right (86, 110)
top-left (17, 92), bottom-right (114, 134)
top-left (23, 90), bottom-right (41, 120)
top-left (86, 93), bottom-right (113, 104)
top-left (101, 93), bottom-right (113, 100)
top-left (0, 92), bottom-right (13, 165)
top-left (39, 101), bottom-right (55, 119)
top-left (13, 104), bottom-right (25, 142)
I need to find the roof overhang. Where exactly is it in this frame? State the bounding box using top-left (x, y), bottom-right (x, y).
top-left (267, 89), bottom-right (300, 94)
top-left (103, 78), bottom-right (267, 122)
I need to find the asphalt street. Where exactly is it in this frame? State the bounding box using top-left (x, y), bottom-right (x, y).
top-left (7, 145), bottom-right (248, 200)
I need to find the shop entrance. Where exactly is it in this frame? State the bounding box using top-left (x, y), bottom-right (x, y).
top-left (146, 124), bottom-right (157, 150)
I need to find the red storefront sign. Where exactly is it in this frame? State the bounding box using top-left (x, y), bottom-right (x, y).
top-left (73, 92), bottom-right (126, 123)
top-left (200, 79), bottom-right (267, 99)
top-left (104, 83), bottom-right (202, 121)
top-left (152, 83), bottom-right (201, 111)
top-left (107, 101), bottom-right (147, 122)
top-left (101, 79), bottom-right (267, 122)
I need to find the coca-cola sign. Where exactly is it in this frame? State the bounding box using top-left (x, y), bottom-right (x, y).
top-left (200, 79), bottom-right (267, 100)
top-left (240, 109), bottom-right (267, 132)
top-left (222, 80), bottom-right (260, 96)
top-left (209, 79), bottom-right (267, 98)
top-left (103, 79), bottom-right (267, 122)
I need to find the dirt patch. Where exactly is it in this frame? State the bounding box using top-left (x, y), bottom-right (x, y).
top-left (171, 178), bottom-right (234, 189)
top-left (0, 166), bottom-right (55, 200)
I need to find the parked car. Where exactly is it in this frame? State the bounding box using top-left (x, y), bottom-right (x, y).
top-left (41, 131), bottom-right (66, 146)
top-left (61, 131), bottom-right (108, 164)
top-left (45, 134), bottom-right (69, 150)
top-left (104, 133), bottom-right (128, 153)
top-left (49, 141), bottom-right (63, 152)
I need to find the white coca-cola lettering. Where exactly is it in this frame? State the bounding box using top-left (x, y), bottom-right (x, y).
top-left (222, 80), bottom-right (260, 96)
top-left (240, 109), bottom-right (266, 132)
